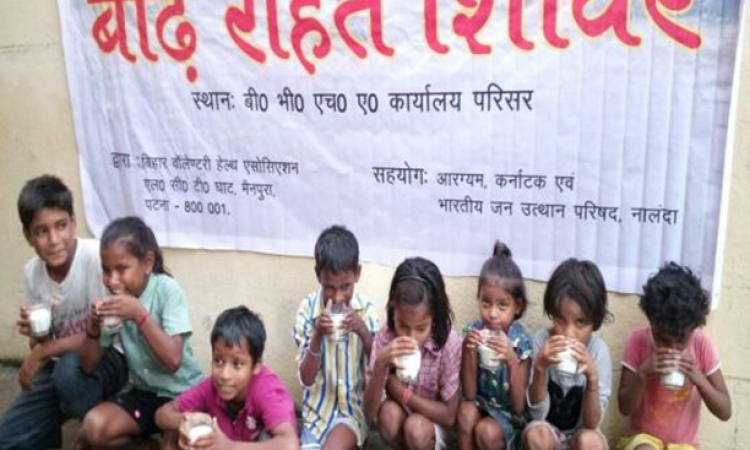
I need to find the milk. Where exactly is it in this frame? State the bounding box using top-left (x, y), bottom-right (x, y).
top-left (661, 370), bottom-right (686, 390)
top-left (556, 347), bottom-right (579, 376)
top-left (329, 313), bottom-right (347, 342)
top-left (397, 350), bottom-right (421, 384)
top-left (478, 344), bottom-right (503, 371)
top-left (188, 424), bottom-right (213, 442)
top-left (102, 315), bottom-right (123, 333)
top-left (28, 305), bottom-right (52, 338)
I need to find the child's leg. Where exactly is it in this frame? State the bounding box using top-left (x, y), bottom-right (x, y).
top-left (160, 430), bottom-right (180, 450)
top-left (402, 414), bottom-right (437, 450)
top-left (474, 417), bottom-right (506, 450)
top-left (82, 401), bottom-right (141, 448)
top-left (457, 401), bottom-right (481, 450)
top-left (0, 361), bottom-right (64, 450)
top-left (521, 421), bottom-right (558, 450)
top-left (322, 423), bottom-right (358, 450)
top-left (569, 429), bottom-right (607, 450)
top-left (378, 400), bottom-right (407, 449)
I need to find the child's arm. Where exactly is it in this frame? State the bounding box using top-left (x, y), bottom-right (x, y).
top-left (17, 333), bottom-right (86, 391)
top-left (99, 294), bottom-right (184, 372)
top-left (363, 336), bottom-right (418, 422)
top-left (461, 329), bottom-right (481, 400)
top-left (387, 376), bottom-right (460, 428)
top-left (508, 355), bottom-right (531, 416)
top-left (346, 310), bottom-right (374, 356)
top-left (618, 348), bottom-right (665, 416)
top-left (680, 355), bottom-right (732, 421)
top-left (573, 340), bottom-right (611, 430)
top-left (528, 335), bottom-right (567, 406)
top-left (155, 401), bottom-right (183, 434)
top-left (79, 304), bottom-right (105, 373)
top-left (298, 312), bottom-right (334, 387)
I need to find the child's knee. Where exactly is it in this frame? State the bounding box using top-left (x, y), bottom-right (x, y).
top-left (403, 415), bottom-right (434, 450)
top-left (523, 425), bottom-right (554, 450)
top-left (457, 401), bottom-right (480, 433)
top-left (475, 419), bottom-right (504, 450)
top-left (82, 410), bottom-right (109, 444)
top-left (572, 429), bottom-right (606, 450)
top-left (378, 401), bottom-right (405, 439)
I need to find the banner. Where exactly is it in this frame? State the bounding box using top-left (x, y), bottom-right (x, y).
top-left (58, 0), bottom-right (743, 294)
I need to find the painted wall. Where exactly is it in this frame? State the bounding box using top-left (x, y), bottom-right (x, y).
top-left (0, 2), bottom-right (748, 448)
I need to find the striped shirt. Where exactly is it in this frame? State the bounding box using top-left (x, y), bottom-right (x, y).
top-left (293, 291), bottom-right (379, 444)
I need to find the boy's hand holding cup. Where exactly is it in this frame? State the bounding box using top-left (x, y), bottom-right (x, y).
top-left (179, 412), bottom-right (214, 450)
top-left (328, 301), bottom-right (349, 343)
top-left (463, 328), bottom-right (483, 352)
top-left (16, 305), bottom-right (31, 337)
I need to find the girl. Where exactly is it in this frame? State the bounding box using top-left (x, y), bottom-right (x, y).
top-left (78, 217), bottom-right (203, 449)
top-left (522, 258), bottom-right (612, 450)
top-left (458, 242), bottom-right (533, 450)
top-left (363, 257), bottom-right (462, 450)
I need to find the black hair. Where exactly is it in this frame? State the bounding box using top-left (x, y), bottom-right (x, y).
top-left (314, 225), bottom-right (359, 276)
top-left (211, 306), bottom-right (266, 363)
top-left (17, 175), bottom-right (74, 231)
top-left (100, 216), bottom-right (170, 276)
top-left (640, 262), bottom-right (710, 342)
top-left (478, 240), bottom-right (528, 319)
top-left (543, 258), bottom-right (611, 331)
top-left (387, 257), bottom-right (454, 349)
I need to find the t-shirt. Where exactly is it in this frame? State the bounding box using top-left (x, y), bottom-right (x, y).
top-left (527, 328), bottom-right (612, 435)
top-left (25, 238), bottom-right (106, 339)
top-left (621, 327), bottom-right (720, 447)
top-left (176, 366), bottom-right (297, 442)
top-left (100, 273), bottom-right (203, 398)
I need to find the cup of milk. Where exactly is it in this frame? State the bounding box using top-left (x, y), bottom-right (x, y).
top-left (187, 412), bottom-right (213, 444)
top-left (660, 352), bottom-right (686, 389)
top-left (102, 315), bottom-right (123, 334)
top-left (556, 338), bottom-right (579, 377)
top-left (477, 329), bottom-right (504, 371)
top-left (28, 302), bottom-right (52, 338)
top-left (397, 349), bottom-right (422, 384)
top-left (329, 303), bottom-right (348, 343)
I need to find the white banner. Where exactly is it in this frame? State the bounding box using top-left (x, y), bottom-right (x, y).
top-left (58, 0), bottom-right (742, 294)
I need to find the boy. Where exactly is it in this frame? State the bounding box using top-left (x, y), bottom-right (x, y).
top-left (155, 306), bottom-right (298, 450)
top-left (0, 175), bottom-right (128, 450)
top-left (293, 225), bottom-right (379, 450)
top-left (617, 262), bottom-right (732, 450)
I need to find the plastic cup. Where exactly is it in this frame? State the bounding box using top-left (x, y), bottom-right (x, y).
top-left (102, 315), bottom-right (123, 334)
top-left (396, 350), bottom-right (421, 384)
top-left (28, 302), bottom-right (52, 338)
top-left (556, 338), bottom-right (579, 376)
top-left (661, 369), bottom-right (686, 389)
top-left (329, 304), bottom-right (348, 343)
top-left (477, 329), bottom-right (504, 371)
top-left (187, 412), bottom-right (213, 443)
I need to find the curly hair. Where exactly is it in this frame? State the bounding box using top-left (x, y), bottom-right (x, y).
top-left (640, 262), bottom-right (710, 341)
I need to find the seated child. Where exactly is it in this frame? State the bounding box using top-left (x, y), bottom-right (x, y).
top-left (458, 241), bottom-right (533, 450)
top-left (78, 217), bottom-right (204, 448)
top-left (616, 262), bottom-right (731, 450)
top-left (156, 306), bottom-right (299, 450)
top-left (364, 257), bottom-right (462, 450)
top-left (293, 225), bottom-right (379, 450)
top-left (0, 175), bottom-right (127, 450)
top-left (523, 258), bottom-right (612, 450)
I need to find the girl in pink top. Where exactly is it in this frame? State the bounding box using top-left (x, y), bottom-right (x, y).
top-left (617, 262), bottom-right (731, 450)
top-left (364, 257), bottom-right (462, 450)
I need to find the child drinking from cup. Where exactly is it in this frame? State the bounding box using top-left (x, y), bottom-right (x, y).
top-left (364, 257), bottom-right (462, 450)
top-left (156, 306), bottom-right (299, 450)
top-left (293, 225), bottom-right (379, 450)
top-left (459, 242), bottom-right (533, 450)
top-left (78, 217), bottom-right (203, 449)
top-left (616, 262), bottom-right (731, 450)
top-left (523, 259), bottom-right (612, 450)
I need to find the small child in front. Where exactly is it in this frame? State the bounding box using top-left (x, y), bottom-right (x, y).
top-left (364, 257), bottom-right (462, 450)
top-left (458, 241), bottom-right (533, 450)
top-left (616, 262), bottom-right (731, 450)
top-left (523, 259), bottom-right (612, 450)
top-left (293, 225), bottom-right (379, 450)
top-left (156, 306), bottom-right (299, 450)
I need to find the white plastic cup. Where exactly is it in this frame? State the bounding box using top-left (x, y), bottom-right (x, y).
top-left (397, 350), bottom-right (422, 384)
top-left (102, 315), bottom-right (123, 334)
top-left (556, 339), bottom-right (579, 376)
top-left (329, 312), bottom-right (347, 343)
top-left (660, 370), bottom-right (685, 389)
top-left (28, 303), bottom-right (52, 338)
top-left (187, 412), bottom-right (213, 443)
top-left (478, 329), bottom-right (504, 371)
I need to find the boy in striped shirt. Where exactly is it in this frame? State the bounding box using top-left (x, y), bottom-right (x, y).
top-left (293, 225), bottom-right (379, 450)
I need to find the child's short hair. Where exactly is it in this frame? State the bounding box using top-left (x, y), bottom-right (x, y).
top-left (543, 258), bottom-right (610, 330)
top-left (211, 306), bottom-right (266, 363)
top-left (101, 216), bottom-right (170, 276)
top-left (640, 262), bottom-right (709, 341)
top-left (17, 175), bottom-right (74, 231)
top-left (387, 257), bottom-right (454, 349)
top-left (314, 225), bottom-right (359, 276)
top-left (479, 240), bottom-right (528, 319)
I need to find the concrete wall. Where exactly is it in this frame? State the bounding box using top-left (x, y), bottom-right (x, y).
top-left (0, 2), bottom-right (748, 448)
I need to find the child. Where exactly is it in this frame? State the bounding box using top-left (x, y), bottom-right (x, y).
top-left (458, 242), bottom-right (533, 450)
top-left (78, 216), bottom-right (203, 449)
top-left (156, 306), bottom-right (299, 450)
top-left (293, 225), bottom-right (379, 450)
top-left (364, 257), bottom-right (462, 450)
top-left (523, 258), bottom-right (612, 450)
top-left (0, 175), bottom-right (128, 450)
top-left (616, 262), bottom-right (731, 450)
